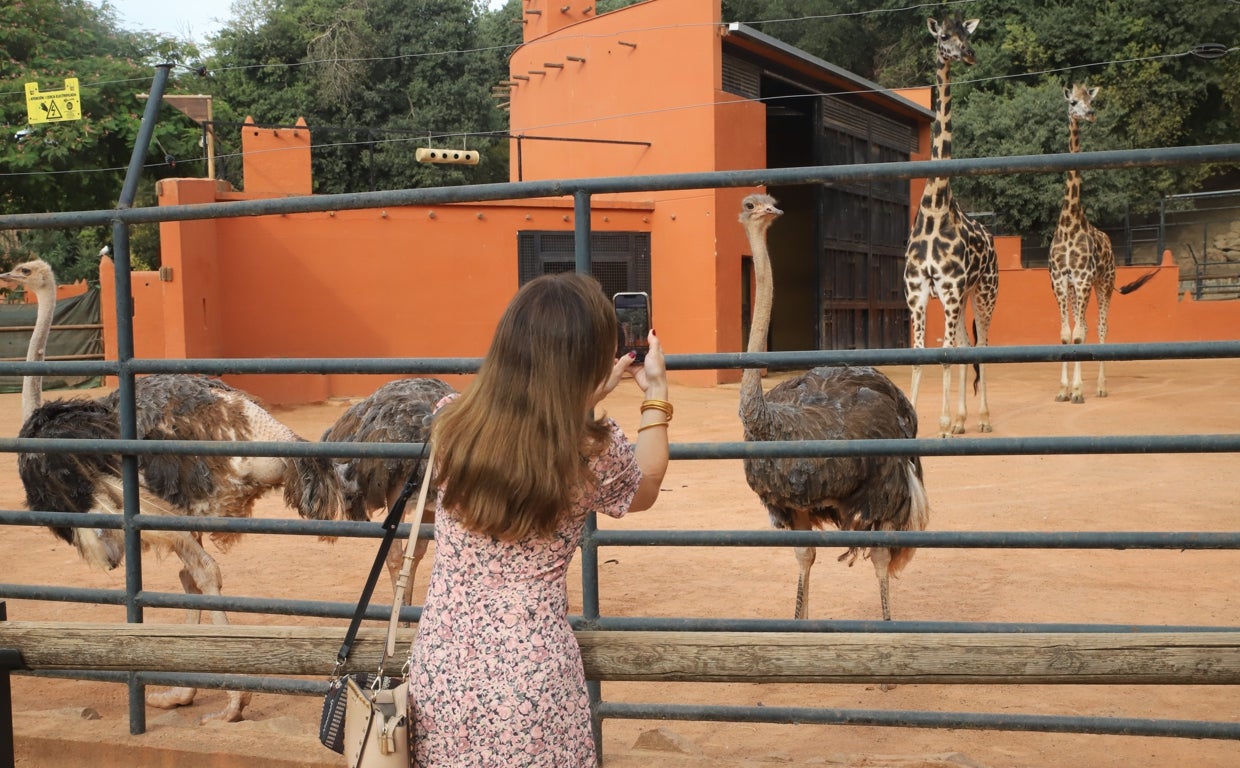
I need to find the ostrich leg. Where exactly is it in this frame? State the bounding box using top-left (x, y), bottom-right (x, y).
top-left (144, 533), bottom-right (251, 723)
top-left (870, 547), bottom-right (893, 622)
top-left (870, 547), bottom-right (898, 691)
top-left (792, 544), bottom-right (816, 620)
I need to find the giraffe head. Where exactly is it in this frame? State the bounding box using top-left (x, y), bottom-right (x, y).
top-left (927, 14), bottom-right (979, 66)
top-left (1064, 83), bottom-right (1099, 124)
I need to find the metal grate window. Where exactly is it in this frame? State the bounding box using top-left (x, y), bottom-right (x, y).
top-left (517, 231), bottom-right (651, 299)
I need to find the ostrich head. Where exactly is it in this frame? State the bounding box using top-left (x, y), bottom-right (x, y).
top-left (1064, 83), bottom-right (1099, 124)
top-left (738, 193), bottom-right (783, 234)
top-left (0, 259), bottom-right (56, 299)
top-left (927, 14), bottom-right (979, 66)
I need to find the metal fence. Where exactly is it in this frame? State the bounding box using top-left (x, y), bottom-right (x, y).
top-left (1, 65), bottom-right (1239, 758)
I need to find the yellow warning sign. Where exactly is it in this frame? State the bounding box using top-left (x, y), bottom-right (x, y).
top-left (24, 78), bottom-right (82, 125)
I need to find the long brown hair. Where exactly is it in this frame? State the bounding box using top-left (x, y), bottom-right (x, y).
top-left (432, 272), bottom-right (618, 540)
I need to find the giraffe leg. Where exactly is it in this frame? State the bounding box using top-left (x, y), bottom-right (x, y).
top-left (907, 295), bottom-right (928, 409)
top-left (940, 302), bottom-right (965, 436)
top-left (1055, 285), bottom-right (1073, 402)
top-left (950, 309), bottom-right (970, 435)
top-left (1070, 286), bottom-right (1091, 404)
top-left (1095, 289), bottom-right (1112, 398)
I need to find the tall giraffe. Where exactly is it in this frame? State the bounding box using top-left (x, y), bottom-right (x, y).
top-left (1049, 83), bottom-right (1115, 404)
top-left (904, 15), bottom-right (997, 436)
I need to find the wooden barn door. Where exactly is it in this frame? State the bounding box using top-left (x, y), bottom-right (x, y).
top-left (816, 96), bottom-right (915, 350)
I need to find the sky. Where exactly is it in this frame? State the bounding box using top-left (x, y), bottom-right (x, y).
top-left (96, 0), bottom-right (508, 44)
top-left (94, 0), bottom-right (232, 44)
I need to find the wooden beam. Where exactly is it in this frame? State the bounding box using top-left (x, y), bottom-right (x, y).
top-left (2, 623), bottom-right (1239, 685)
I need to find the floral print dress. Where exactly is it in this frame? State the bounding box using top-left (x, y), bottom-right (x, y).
top-left (408, 418), bottom-right (639, 767)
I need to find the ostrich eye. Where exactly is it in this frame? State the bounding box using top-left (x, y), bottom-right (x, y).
top-left (745, 202), bottom-right (754, 210)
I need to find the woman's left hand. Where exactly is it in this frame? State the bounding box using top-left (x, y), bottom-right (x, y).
top-left (591, 350), bottom-right (637, 410)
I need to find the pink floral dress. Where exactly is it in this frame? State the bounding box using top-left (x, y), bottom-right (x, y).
top-left (408, 418), bottom-right (639, 767)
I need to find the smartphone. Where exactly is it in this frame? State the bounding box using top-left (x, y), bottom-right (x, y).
top-left (613, 291), bottom-right (651, 363)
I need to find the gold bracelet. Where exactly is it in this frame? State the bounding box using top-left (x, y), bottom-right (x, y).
top-left (637, 421), bottom-right (669, 433)
top-left (640, 399), bottom-right (673, 421)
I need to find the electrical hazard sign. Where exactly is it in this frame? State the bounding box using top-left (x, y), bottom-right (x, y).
top-left (24, 78), bottom-right (82, 125)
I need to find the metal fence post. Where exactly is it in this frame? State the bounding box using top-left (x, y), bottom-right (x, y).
top-left (1, 601), bottom-right (17, 768)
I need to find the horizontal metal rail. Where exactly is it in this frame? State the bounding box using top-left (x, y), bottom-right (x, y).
top-left (0, 340), bottom-right (1238, 378)
top-left (1, 144), bottom-right (1238, 230)
top-left (0, 433), bottom-right (1236, 462)
top-left (597, 702), bottom-right (1240, 741)
top-left (3, 508), bottom-right (1237, 550)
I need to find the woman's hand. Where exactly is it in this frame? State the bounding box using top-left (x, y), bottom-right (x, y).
top-left (591, 330), bottom-right (666, 409)
top-left (629, 331), bottom-right (667, 400)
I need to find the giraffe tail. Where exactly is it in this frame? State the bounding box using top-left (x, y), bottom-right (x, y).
top-left (1118, 266), bottom-right (1160, 295)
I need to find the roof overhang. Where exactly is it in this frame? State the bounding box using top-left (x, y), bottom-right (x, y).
top-left (722, 22), bottom-right (932, 123)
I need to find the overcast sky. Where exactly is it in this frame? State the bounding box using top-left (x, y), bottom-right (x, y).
top-left (96, 0), bottom-right (508, 44)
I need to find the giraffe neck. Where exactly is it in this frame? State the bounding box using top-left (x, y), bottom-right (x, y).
top-left (922, 58), bottom-right (954, 209)
top-left (1061, 116), bottom-right (1084, 220)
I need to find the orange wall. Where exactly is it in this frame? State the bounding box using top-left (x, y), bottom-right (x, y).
top-left (110, 175), bottom-right (655, 405)
top-left (919, 238), bottom-right (1240, 346)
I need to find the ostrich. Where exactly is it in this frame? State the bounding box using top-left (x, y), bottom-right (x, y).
top-left (0, 258), bottom-right (344, 723)
top-left (287, 376), bottom-right (455, 592)
top-left (737, 194), bottom-right (930, 622)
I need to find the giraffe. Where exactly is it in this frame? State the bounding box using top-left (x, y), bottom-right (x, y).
top-left (1049, 83), bottom-right (1115, 404)
top-left (904, 14), bottom-right (997, 436)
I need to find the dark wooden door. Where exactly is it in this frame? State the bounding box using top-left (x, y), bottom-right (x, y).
top-left (816, 96), bottom-right (914, 350)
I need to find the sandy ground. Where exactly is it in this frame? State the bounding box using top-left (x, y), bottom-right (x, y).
top-left (2, 358), bottom-right (1239, 767)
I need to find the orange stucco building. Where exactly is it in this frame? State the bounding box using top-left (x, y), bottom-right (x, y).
top-left (103, 0), bottom-right (1239, 406)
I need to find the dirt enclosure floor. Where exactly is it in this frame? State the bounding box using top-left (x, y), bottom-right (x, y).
top-left (2, 359), bottom-right (1238, 767)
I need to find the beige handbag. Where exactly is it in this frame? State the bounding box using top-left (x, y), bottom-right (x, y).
top-left (343, 674), bottom-right (410, 768)
top-left (326, 444), bottom-right (436, 768)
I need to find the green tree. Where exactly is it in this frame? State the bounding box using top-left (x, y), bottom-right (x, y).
top-left (206, 0), bottom-right (515, 193)
top-left (0, 0), bottom-right (207, 278)
top-left (720, 1), bottom-right (1240, 242)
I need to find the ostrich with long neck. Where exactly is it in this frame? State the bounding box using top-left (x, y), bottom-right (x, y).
top-left (737, 194), bottom-right (930, 621)
top-left (0, 258), bottom-right (344, 723)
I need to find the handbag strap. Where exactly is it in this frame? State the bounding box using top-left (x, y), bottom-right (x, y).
top-left (382, 441), bottom-right (438, 661)
top-left (332, 440), bottom-right (434, 672)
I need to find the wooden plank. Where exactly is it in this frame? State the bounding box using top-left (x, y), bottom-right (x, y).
top-left (2, 623), bottom-right (1239, 684)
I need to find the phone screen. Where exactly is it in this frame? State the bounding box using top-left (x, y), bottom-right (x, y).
top-left (613, 292), bottom-right (651, 363)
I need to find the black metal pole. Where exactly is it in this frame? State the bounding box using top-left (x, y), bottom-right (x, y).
top-left (114, 62), bottom-right (174, 736)
top-left (1, 601), bottom-right (16, 768)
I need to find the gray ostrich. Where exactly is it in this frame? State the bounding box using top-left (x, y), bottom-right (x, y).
top-left (0, 258), bottom-right (344, 722)
top-left (737, 194), bottom-right (930, 622)
top-left (290, 376), bottom-right (456, 591)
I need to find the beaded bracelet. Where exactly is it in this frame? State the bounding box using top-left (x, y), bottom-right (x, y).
top-left (637, 421), bottom-right (669, 433)
top-left (640, 399), bottom-right (673, 421)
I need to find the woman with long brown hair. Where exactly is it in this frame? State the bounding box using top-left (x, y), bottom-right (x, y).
top-left (409, 272), bottom-right (669, 766)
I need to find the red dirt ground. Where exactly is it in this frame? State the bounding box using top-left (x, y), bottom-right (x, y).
top-left (3, 358), bottom-right (1239, 767)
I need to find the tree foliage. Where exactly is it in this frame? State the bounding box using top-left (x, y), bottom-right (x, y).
top-left (722, 0), bottom-right (1240, 241)
top-left (204, 0), bottom-right (517, 193)
top-left (0, 0), bottom-right (208, 278)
